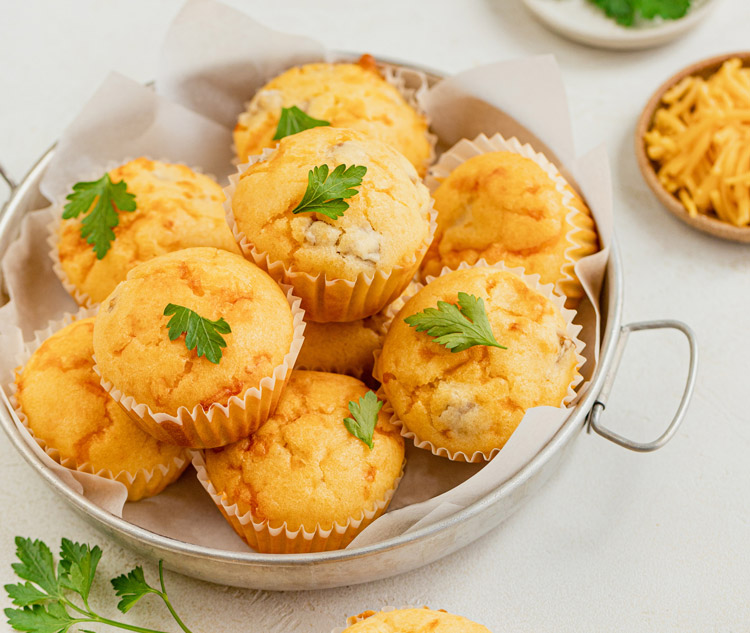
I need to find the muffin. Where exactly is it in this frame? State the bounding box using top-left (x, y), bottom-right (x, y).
top-left (295, 312), bottom-right (387, 381)
top-left (341, 608), bottom-right (491, 633)
top-left (197, 370), bottom-right (404, 553)
top-left (234, 56), bottom-right (432, 175)
top-left (54, 157), bottom-right (240, 307)
top-left (13, 317), bottom-right (189, 501)
top-left (93, 247), bottom-right (303, 448)
top-left (376, 266), bottom-right (581, 461)
top-left (422, 149), bottom-right (598, 306)
top-left (228, 126), bottom-right (435, 321)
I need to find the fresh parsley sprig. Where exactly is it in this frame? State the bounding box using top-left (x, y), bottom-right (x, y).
top-left (588, 0), bottom-right (690, 26)
top-left (273, 106), bottom-right (330, 140)
top-left (62, 174), bottom-right (136, 260)
top-left (344, 390), bottom-right (382, 449)
top-left (4, 536), bottom-right (193, 633)
top-left (292, 164), bottom-right (367, 220)
top-left (163, 304), bottom-right (231, 365)
top-left (404, 292), bottom-right (507, 353)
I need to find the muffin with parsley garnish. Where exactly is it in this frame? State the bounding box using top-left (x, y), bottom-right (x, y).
top-left (227, 126), bottom-right (435, 322)
top-left (234, 55), bottom-right (432, 175)
top-left (422, 136), bottom-right (598, 308)
top-left (93, 247), bottom-right (304, 448)
top-left (375, 264), bottom-right (583, 462)
top-left (13, 315), bottom-right (189, 501)
top-left (194, 370), bottom-right (404, 553)
top-left (52, 157), bottom-right (240, 307)
top-left (340, 607), bottom-right (491, 633)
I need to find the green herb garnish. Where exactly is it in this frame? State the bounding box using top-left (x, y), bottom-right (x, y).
top-left (62, 173), bottom-right (136, 260)
top-left (344, 390), bottom-right (382, 450)
top-left (292, 164), bottom-right (367, 220)
top-left (273, 106), bottom-right (330, 140)
top-left (4, 536), bottom-right (193, 633)
top-left (588, 0), bottom-right (690, 27)
top-left (163, 304), bottom-right (231, 365)
top-left (404, 292), bottom-right (507, 353)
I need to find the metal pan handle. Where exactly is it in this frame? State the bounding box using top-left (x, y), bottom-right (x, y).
top-left (587, 320), bottom-right (698, 453)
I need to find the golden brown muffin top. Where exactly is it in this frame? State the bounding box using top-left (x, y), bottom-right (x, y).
top-left (295, 312), bottom-right (387, 380)
top-left (93, 247), bottom-right (295, 415)
top-left (57, 157), bottom-right (240, 306)
top-left (15, 318), bottom-right (187, 475)
top-left (378, 267), bottom-right (579, 457)
top-left (233, 58), bottom-right (432, 175)
top-left (343, 608), bottom-right (491, 632)
top-left (231, 126), bottom-right (433, 280)
top-left (421, 152), bottom-right (597, 300)
top-left (204, 371), bottom-right (404, 531)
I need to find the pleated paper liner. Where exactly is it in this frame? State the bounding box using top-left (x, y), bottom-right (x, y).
top-left (373, 260), bottom-right (586, 464)
top-left (423, 132), bottom-right (599, 308)
top-left (8, 307), bottom-right (190, 501)
top-left (224, 147), bottom-right (438, 322)
top-left (94, 282), bottom-right (306, 449)
top-left (46, 156), bottom-right (222, 309)
top-left (192, 451), bottom-right (404, 554)
top-left (231, 58), bottom-right (437, 176)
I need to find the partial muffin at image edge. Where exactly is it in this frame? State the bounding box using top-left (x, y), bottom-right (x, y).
top-left (13, 316), bottom-right (189, 501)
top-left (227, 126), bottom-right (435, 322)
top-left (338, 607), bottom-right (492, 633)
top-left (52, 157), bottom-right (241, 307)
top-left (195, 370), bottom-right (405, 553)
top-left (92, 247), bottom-right (304, 448)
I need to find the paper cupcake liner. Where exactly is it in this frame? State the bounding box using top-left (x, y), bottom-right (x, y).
top-left (46, 156), bottom-right (219, 309)
top-left (423, 133), bottom-right (599, 306)
top-left (231, 59), bottom-right (437, 174)
top-left (374, 260), bottom-right (586, 464)
top-left (332, 606), bottom-right (439, 632)
top-left (93, 282), bottom-right (306, 449)
top-left (8, 307), bottom-right (190, 501)
top-left (192, 451), bottom-right (403, 553)
top-left (224, 149), bottom-right (438, 322)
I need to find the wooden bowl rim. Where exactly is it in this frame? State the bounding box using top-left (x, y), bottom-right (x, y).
top-left (635, 51), bottom-right (750, 244)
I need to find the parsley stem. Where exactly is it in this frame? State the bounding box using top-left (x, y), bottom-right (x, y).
top-left (157, 560), bottom-right (193, 633)
top-left (61, 597), bottom-right (172, 633)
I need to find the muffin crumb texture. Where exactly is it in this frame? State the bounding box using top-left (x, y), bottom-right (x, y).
top-left (342, 607), bottom-right (491, 632)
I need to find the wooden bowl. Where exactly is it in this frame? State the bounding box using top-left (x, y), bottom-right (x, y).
top-left (635, 52), bottom-right (750, 244)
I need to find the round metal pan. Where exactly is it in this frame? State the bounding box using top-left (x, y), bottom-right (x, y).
top-left (0, 60), bottom-right (698, 591)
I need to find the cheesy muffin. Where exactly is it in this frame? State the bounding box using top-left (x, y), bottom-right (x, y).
top-left (93, 247), bottom-right (302, 448)
top-left (341, 608), bottom-right (491, 633)
top-left (228, 126), bottom-right (434, 321)
top-left (54, 157), bottom-right (240, 307)
top-left (422, 150), bottom-right (598, 306)
top-left (295, 312), bottom-right (387, 381)
top-left (234, 56), bottom-right (432, 175)
top-left (199, 371), bottom-right (404, 553)
top-left (14, 317), bottom-right (189, 501)
top-left (376, 266), bottom-right (581, 461)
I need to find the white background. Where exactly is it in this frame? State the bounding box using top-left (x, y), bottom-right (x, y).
top-left (1, 1), bottom-right (749, 631)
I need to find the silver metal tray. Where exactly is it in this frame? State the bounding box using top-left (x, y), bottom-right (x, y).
top-left (0, 61), bottom-right (698, 591)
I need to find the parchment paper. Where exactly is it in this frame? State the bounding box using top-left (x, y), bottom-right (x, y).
top-left (0, 0), bottom-right (613, 552)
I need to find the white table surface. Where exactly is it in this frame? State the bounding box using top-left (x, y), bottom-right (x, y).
top-left (1, 1), bottom-right (749, 631)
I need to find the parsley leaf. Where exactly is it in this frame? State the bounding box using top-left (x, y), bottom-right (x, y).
top-left (292, 164), bottom-right (367, 220)
top-left (163, 304), bottom-right (231, 364)
top-left (57, 540), bottom-right (102, 605)
top-left (273, 106), bottom-right (330, 140)
top-left (404, 292), bottom-right (507, 354)
top-left (344, 390), bottom-right (382, 449)
top-left (4, 584), bottom-right (51, 608)
top-left (588, 0), bottom-right (690, 26)
top-left (10, 539), bottom-right (59, 599)
top-left (62, 173), bottom-right (136, 260)
top-left (110, 567), bottom-right (158, 614)
top-left (5, 602), bottom-right (74, 633)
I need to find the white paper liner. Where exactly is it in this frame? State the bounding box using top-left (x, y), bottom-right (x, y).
top-left (46, 156), bottom-right (221, 309)
top-left (224, 147), bottom-right (439, 322)
top-left (374, 260), bottom-right (585, 464)
top-left (93, 282), bottom-right (306, 448)
top-left (192, 450), bottom-right (404, 553)
top-left (333, 606), bottom-right (474, 632)
top-left (8, 307), bottom-right (190, 501)
top-left (423, 132), bottom-right (598, 304)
